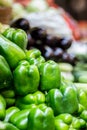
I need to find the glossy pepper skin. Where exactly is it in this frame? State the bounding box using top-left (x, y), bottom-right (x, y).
top-left (0, 55), bottom-right (13, 89)
top-left (77, 89), bottom-right (87, 109)
top-left (0, 34), bottom-right (26, 69)
top-left (70, 116), bottom-right (86, 129)
top-left (46, 82), bottom-right (79, 115)
top-left (1, 89), bottom-right (16, 107)
top-left (1, 90), bottom-right (15, 98)
top-left (26, 48), bottom-right (45, 67)
top-left (9, 109), bottom-right (30, 130)
top-left (55, 113), bottom-right (73, 125)
top-left (55, 119), bottom-right (69, 130)
top-left (0, 121), bottom-right (19, 130)
top-left (16, 103), bottom-right (37, 110)
top-left (38, 60), bottom-right (61, 91)
top-left (4, 106), bottom-right (20, 122)
top-left (80, 110), bottom-right (87, 122)
top-left (26, 48), bottom-right (41, 60)
top-left (77, 104), bottom-right (85, 115)
top-left (16, 91), bottom-right (45, 109)
top-left (0, 95), bottom-right (6, 120)
top-left (27, 104), bottom-right (55, 130)
top-left (2, 28), bottom-right (28, 50)
top-left (13, 60), bottom-right (40, 96)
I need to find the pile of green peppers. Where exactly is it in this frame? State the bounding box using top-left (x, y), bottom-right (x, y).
top-left (0, 27), bottom-right (87, 130)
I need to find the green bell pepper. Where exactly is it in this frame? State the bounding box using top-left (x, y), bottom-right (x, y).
top-left (5, 98), bottom-right (16, 108)
top-left (39, 60), bottom-right (61, 91)
top-left (26, 48), bottom-right (45, 67)
top-left (77, 104), bottom-right (85, 115)
top-left (69, 128), bottom-right (77, 130)
top-left (16, 103), bottom-right (37, 110)
top-left (4, 106), bottom-right (20, 122)
top-left (80, 110), bottom-right (87, 122)
top-left (27, 104), bottom-right (55, 130)
top-left (0, 94), bottom-right (6, 120)
top-left (3, 28), bottom-right (28, 50)
top-left (0, 34), bottom-right (26, 69)
top-left (70, 116), bottom-right (86, 129)
top-left (26, 48), bottom-right (41, 59)
top-left (9, 109), bottom-right (30, 130)
top-left (16, 91), bottom-right (45, 110)
top-left (0, 121), bottom-right (19, 130)
top-left (13, 60), bottom-right (40, 96)
top-left (0, 55), bottom-right (13, 89)
top-left (79, 118), bottom-right (87, 129)
top-left (55, 113), bottom-right (72, 125)
top-left (55, 119), bottom-right (69, 130)
top-left (2, 28), bottom-right (15, 41)
top-left (77, 89), bottom-right (87, 109)
top-left (46, 82), bottom-right (79, 115)
top-left (55, 114), bottom-right (72, 130)
top-left (16, 91), bottom-right (45, 108)
top-left (1, 90), bottom-right (15, 98)
top-left (1, 89), bottom-right (16, 108)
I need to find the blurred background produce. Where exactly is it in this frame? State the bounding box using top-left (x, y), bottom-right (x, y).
top-left (0, 0), bottom-right (13, 24)
top-left (55, 0), bottom-right (87, 20)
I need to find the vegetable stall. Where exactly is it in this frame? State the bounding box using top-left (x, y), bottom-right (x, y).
top-left (0, 0), bottom-right (87, 130)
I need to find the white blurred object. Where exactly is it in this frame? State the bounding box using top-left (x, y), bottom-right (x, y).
top-left (12, 3), bottom-right (27, 19)
top-left (26, 0), bottom-right (49, 12)
top-left (68, 40), bottom-right (87, 56)
top-left (26, 8), bottom-right (73, 38)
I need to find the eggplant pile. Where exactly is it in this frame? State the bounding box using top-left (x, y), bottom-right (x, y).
top-left (10, 18), bottom-right (77, 65)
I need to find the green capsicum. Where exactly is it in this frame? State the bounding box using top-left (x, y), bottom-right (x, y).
top-left (69, 128), bottom-right (77, 130)
top-left (9, 109), bottom-right (30, 130)
top-left (77, 89), bottom-right (87, 109)
top-left (55, 114), bottom-right (86, 130)
top-left (4, 106), bottom-right (20, 122)
top-left (1, 89), bottom-right (16, 108)
top-left (0, 94), bottom-right (6, 120)
top-left (25, 48), bottom-right (41, 60)
top-left (16, 91), bottom-right (45, 109)
top-left (3, 28), bottom-right (28, 50)
top-left (16, 90), bottom-right (45, 105)
top-left (27, 104), bottom-right (55, 130)
top-left (46, 82), bottom-right (79, 115)
top-left (77, 104), bottom-right (85, 115)
top-left (26, 48), bottom-right (45, 67)
top-left (55, 119), bottom-right (69, 130)
top-left (0, 121), bottom-right (19, 130)
top-left (39, 60), bottom-right (61, 91)
top-left (55, 113), bottom-right (73, 125)
top-left (0, 55), bottom-right (13, 89)
top-left (1, 90), bottom-right (15, 98)
top-left (16, 103), bottom-right (37, 110)
top-left (80, 110), bottom-right (87, 122)
top-left (0, 34), bottom-right (26, 69)
top-left (70, 116), bottom-right (86, 129)
top-left (2, 28), bottom-right (15, 41)
top-left (5, 98), bottom-right (16, 108)
top-left (13, 60), bottom-right (40, 96)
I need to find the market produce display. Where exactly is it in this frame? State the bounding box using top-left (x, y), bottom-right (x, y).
top-left (10, 17), bottom-right (87, 84)
top-left (10, 18), bottom-right (77, 66)
top-left (2, 28), bottom-right (28, 50)
top-left (0, 26), bottom-right (87, 130)
top-left (73, 63), bottom-right (87, 83)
